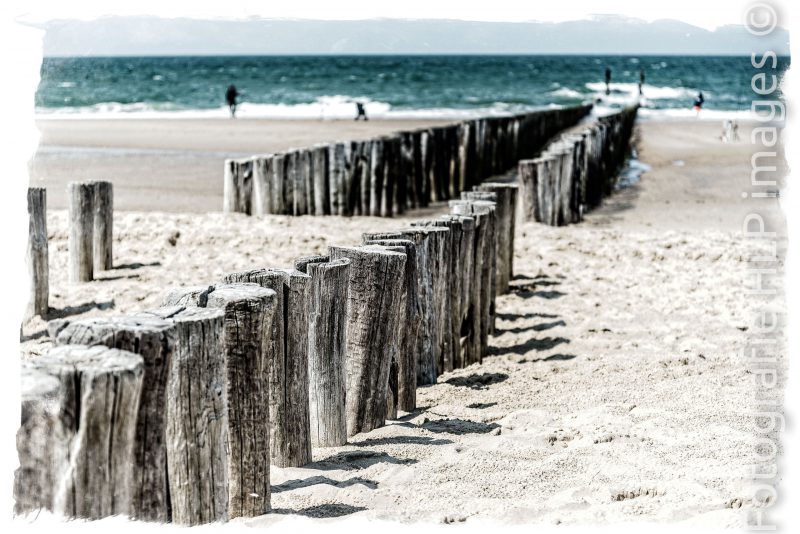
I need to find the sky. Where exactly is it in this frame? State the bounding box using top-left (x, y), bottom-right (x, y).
top-left (11, 0), bottom-right (788, 31)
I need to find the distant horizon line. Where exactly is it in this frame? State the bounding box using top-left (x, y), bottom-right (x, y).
top-left (41, 52), bottom-right (793, 59)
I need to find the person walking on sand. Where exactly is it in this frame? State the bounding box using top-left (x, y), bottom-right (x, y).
top-left (638, 69), bottom-right (645, 96)
top-left (692, 91), bottom-right (705, 116)
top-left (226, 84), bottom-right (239, 118)
top-left (604, 67), bottom-right (611, 95)
top-left (355, 101), bottom-right (368, 121)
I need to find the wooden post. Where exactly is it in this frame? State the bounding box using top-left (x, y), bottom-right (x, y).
top-left (412, 130), bottom-right (427, 207)
top-left (369, 138), bottom-right (384, 216)
top-left (91, 180), bottom-right (113, 271)
top-left (281, 151), bottom-right (295, 216)
top-left (15, 346), bottom-right (143, 519)
top-left (14, 365), bottom-right (63, 516)
top-left (164, 284), bottom-right (276, 519)
top-left (223, 159), bottom-right (238, 213)
top-left (410, 221), bottom-right (453, 376)
top-left (449, 199), bottom-right (497, 359)
top-left (137, 306), bottom-right (229, 525)
top-left (400, 131), bottom-right (416, 210)
top-left (382, 136), bottom-right (400, 217)
top-left (361, 229), bottom-right (431, 412)
top-left (421, 129), bottom-right (434, 205)
top-left (27, 187), bottom-right (48, 318)
top-left (328, 245), bottom-right (406, 435)
top-left (288, 150), bottom-right (306, 216)
top-left (56, 309), bottom-right (231, 525)
top-left (312, 144), bottom-right (330, 215)
top-left (253, 156), bottom-right (273, 216)
top-left (359, 239), bottom-right (416, 418)
top-left (223, 159), bottom-right (252, 215)
top-left (54, 315), bottom-right (178, 522)
top-left (270, 154), bottom-right (286, 215)
top-left (429, 216), bottom-right (474, 370)
top-left (328, 144), bottom-right (344, 216)
top-left (475, 183), bottom-right (519, 295)
top-left (221, 268), bottom-right (312, 468)
top-left (518, 159), bottom-right (539, 222)
top-left (67, 181), bottom-right (93, 283)
top-left (295, 255), bottom-right (351, 446)
top-left (302, 149), bottom-right (314, 216)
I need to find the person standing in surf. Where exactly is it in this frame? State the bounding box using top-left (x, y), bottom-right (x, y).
top-left (639, 69), bottom-right (645, 96)
top-left (355, 101), bottom-right (368, 121)
top-left (693, 92), bottom-right (704, 116)
top-left (604, 67), bottom-right (612, 95)
top-left (226, 84), bottom-right (239, 118)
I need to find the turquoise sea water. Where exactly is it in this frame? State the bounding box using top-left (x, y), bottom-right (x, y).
top-left (36, 55), bottom-right (790, 119)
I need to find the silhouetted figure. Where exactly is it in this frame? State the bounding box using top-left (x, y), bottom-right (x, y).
top-left (693, 92), bottom-right (705, 115)
top-left (226, 84), bottom-right (239, 118)
top-left (604, 68), bottom-right (612, 95)
top-left (355, 102), bottom-right (368, 121)
top-left (639, 69), bottom-right (645, 96)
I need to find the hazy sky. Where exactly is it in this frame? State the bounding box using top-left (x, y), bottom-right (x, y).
top-left (14, 0), bottom-right (786, 31)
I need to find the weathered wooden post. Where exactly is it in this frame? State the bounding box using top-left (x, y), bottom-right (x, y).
top-left (163, 284), bottom-right (277, 519)
top-left (429, 215), bottom-right (475, 370)
top-left (302, 149), bottom-right (315, 216)
top-left (67, 181), bottom-right (94, 283)
top-left (410, 221), bottom-right (453, 375)
top-left (221, 268), bottom-right (312, 467)
top-left (91, 180), bottom-right (113, 271)
top-left (518, 159), bottom-right (538, 222)
top-left (328, 144), bottom-right (343, 216)
top-left (351, 140), bottom-right (367, 216)
top-left (223, 159), bottom-right (252, 215)
top-left (408, 223), bottom-right (451, 380)
top-left (15, 346), bottom-right (143, 519)
top-left (253, 156), bottom-right (272, 216)
top-left (328, 245), bottom-right (406, 435)
top-left (14, 366), bottom-right (63, 516)
top-left (27, 187), bottom-right (48, 317)
top-left (400, 131), bottom-right (416, 210)
top-left (312, 144), bottom-right (330, 215)
top-left (359, 238), bottom-right (416, 418)
top-left (361, 229), bottom-right (431, 412)
top-left (475, 183), bottom-right (519, 295)
top-left (137, 306), bottom-right (229, 525)
top-left (223, 159), bottom-right (238, 213)
top-left (269, 154), bottom-right (286, 215)
top-left (450, 199), bottom-right (497, 358)
top-left (295, 255), bottom-right (351, 446)
top-left (369, 138), bottom-right (384, 216)
top-left (54, 315), bottom-right (177, 522)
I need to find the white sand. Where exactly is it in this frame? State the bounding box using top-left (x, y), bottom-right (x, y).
top-left (20, 119), bottom-right (787, 526)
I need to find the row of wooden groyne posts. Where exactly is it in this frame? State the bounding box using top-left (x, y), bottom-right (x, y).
top-left (222, 105), bottom-right (593, 216)
top-left (18, 104), bottom-right (639, 525)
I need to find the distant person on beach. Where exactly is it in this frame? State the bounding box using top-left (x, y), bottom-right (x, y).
top-left (639, 69), bottom-right (645, 96)
top-left (693, 92), bottom-right (705, 115)
top-left (604, 68), bottom-right (611, 95)
top-left (226, 84), bottom-right (239, 118)
top-left (355, 102), bottom-right (368, 121)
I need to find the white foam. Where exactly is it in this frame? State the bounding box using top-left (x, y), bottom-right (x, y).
top-left (548, 87), bottom-right (585, 99)
top-left (34, 95), bottom-right (554, 121)
top-left (585, 82), bottom-right (699, 100)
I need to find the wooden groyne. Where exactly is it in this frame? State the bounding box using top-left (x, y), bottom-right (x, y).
top-left (17, 179), bottom-right (524, 525)
top-left (223, 105), bottom-right (591, 216)
top-left (518, 105), bottom-right (638, 226)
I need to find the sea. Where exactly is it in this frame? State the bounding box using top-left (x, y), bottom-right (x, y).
top-left (35, 55), bottom-right (790, 120)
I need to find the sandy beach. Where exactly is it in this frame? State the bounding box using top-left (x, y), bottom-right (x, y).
top-left (21, 117), bottom-right (787, 526)
top-left (30, 119), bottom-right (451, 212)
